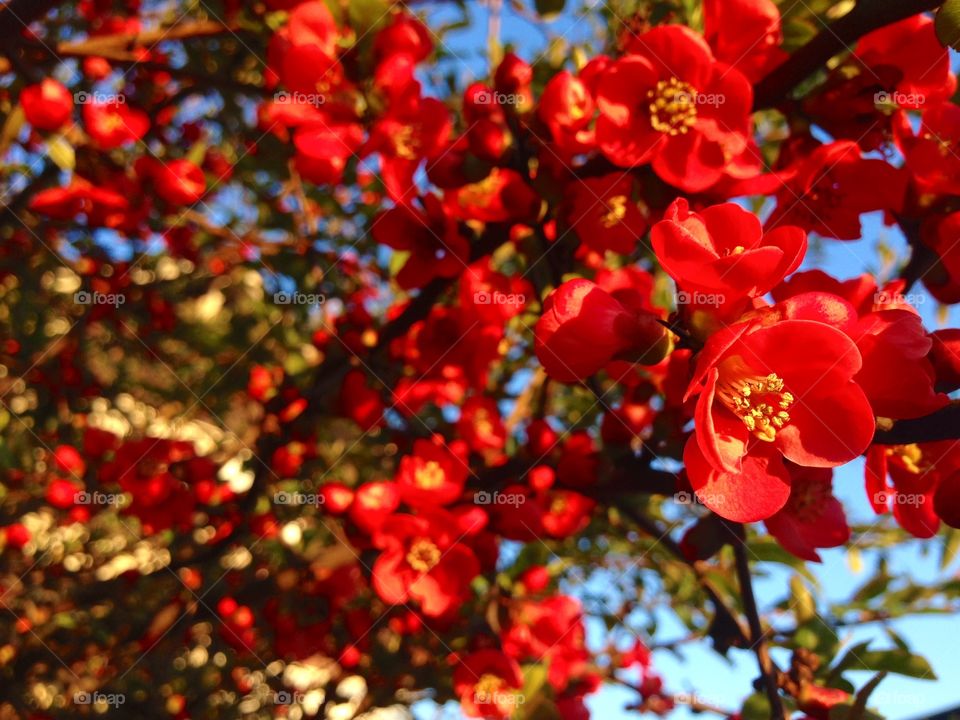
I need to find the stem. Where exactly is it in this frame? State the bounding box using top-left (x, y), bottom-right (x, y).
top-left (873, 403), bottom-right (960, 444)
top-left (730, 522), bottom-right (786, 720)
top-left (615, 503), bottom-right (753, 647)
top-left (753, 0), bottom-right (943, 110)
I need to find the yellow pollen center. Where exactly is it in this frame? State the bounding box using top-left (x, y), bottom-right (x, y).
top-left (459, 173), bottom-right (500, 208)
top-left (406, 537), bottom-right (441, 572)
top-left (787, 480), bottom-right (830, 523)
top-left (889, 444), bottom-right (926, 474)
top-left (601, 195), bottom-right (629, 228)
top-left (647, 77), bottom-right (698, 136)
top-left (394, 125), bottom-right (418, 160)
top-left (414, 460), bottom-right (445, 489)
top-left (549, 496), bottom-right (568, 514)
top-left (474, 410), bottom-right (495, 437)
top-left (475, 673), bottom-right (505, 696)
top-left (717, 368), bottom-right (794, 442)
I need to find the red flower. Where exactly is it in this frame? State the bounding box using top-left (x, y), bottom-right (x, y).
top-left (490, 484), bottom-right (594, 541)
top-left (349, 480), bottom-right (400, 534)
top-left (457, 396), bottom-right (507, 455)
top-left (501, 595), bottom-right (589, 691)
top-left (866, 443), bottom-right (960, 538)
top-left (898, 103), bottom-right (960, 198)
top-left (684, 319), bottom-right (874, 521)
top-left (374, 12), bottom-right (433, 63)
top-left (453, 650), bottom-right (524, 719)
top-left (139, 158), bottom-right (207, 206)
top-left (855, 15), bottom-right (955, 108)
top-left (371, 509), bottom-right (480, 616)
top-left (395, 436), bottom-right (469, 508)
top-left (703, 0), bottom-right (785, 83)
top-left (930, 329), bottom-right (960, 392)
top-left (83, 101), bottom-right (150, 149)
top-left (764, 140), bottom-right (905, 240)
top-left (372, 194), bottom-right (470, 289)
top-left (338, 370), bottom-right (385, 430)
top-left (651, 198), bottom-right (806, 301)
top-left (29, 177), bottom-right (131, 228)
top-left (538, 70), bottom-right (596, 159)
top-left (458, 259), bottom-right (532, 326)
top-left (595, 25), bottom-right (753, 192)
top-left (46, 478), bottom-right (81, 509)
top-left (562, 174), bottom-right (648, 256)
top-left (919, 211), bottom-right (960, 304)
top-left (368, 95), bottom-right (451, 203)
top-left (53, 444), bottom-right (86, 477)
top-left (269, 1), bottom-right (345, 98)
top-left (21, 79), bottom-right (74, 131)
top-left (798, 684), bottom-right (851, 720)
top-left (444, 168), bottom-right (540, 224)
top-left (535, 279), bottom-right (671, 383)
top-left (293, 118), bottom-right (364, 187)
top-left (850, 310), bottom-right (948, 419)
top-left (764, 465), bottom-right (849, 562)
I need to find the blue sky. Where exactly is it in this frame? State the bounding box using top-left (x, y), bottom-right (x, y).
top-left (414, 2), bottom-right (960, 718)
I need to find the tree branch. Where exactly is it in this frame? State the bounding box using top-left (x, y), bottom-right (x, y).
top-left (753, 0), bottom-right (944, 110)
top-left (873, 403), bottom-right (960, 444)
top-left (0, 0), bottom-right (61, 43)
top-left (730, 522), bottom-right (786, 720)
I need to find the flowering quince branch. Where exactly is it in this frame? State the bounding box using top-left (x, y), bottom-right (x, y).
top-left (730, 522), bottom-right (786, 720)
top-left (753, 0), bottom-right (945, 109)
top-left (5, 0), bottom-right (960, 719)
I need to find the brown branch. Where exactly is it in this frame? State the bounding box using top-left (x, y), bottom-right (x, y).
top-left (873, 403), bottom-right (960, 444)
top-left (730, 522), bottom-right (786, 720)
top-left (0, 0), bottom-right (61, 43)
top-left (753, 0), bottom-right (944, 110)
top-left (613, 502), bottom-right (753, 649)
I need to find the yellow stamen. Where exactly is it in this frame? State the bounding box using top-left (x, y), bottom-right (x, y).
top-left (647, 77), bottom-right (698, 136)
top-left (406, 537), bottom-right (441, 572)
top-left (717, 362), bottom-right (794, 442)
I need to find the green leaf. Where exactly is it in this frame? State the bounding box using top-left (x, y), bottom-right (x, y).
top-left (0, 104), bottom-right (25, 156)
top-left (347, 0), bottom-right (390, 33)
top-left (849, 671), bottom-right (888, 720)
top-left (741, 692), bottom-right (771, 720)
top-left (936, 0), bottom-right (960, 50)
top-left (535, 0), bottom-right (565, 18)
top-left (941, 528), bottom-right (960, 570)
top-left (832, 645), bottom-right (936, 680)
top-left (791, 574), bottom-right (816, 624)
top-left (47, 135), bottom-right (76, 171)
top-left (388, 250), bottom-right (411, 279)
